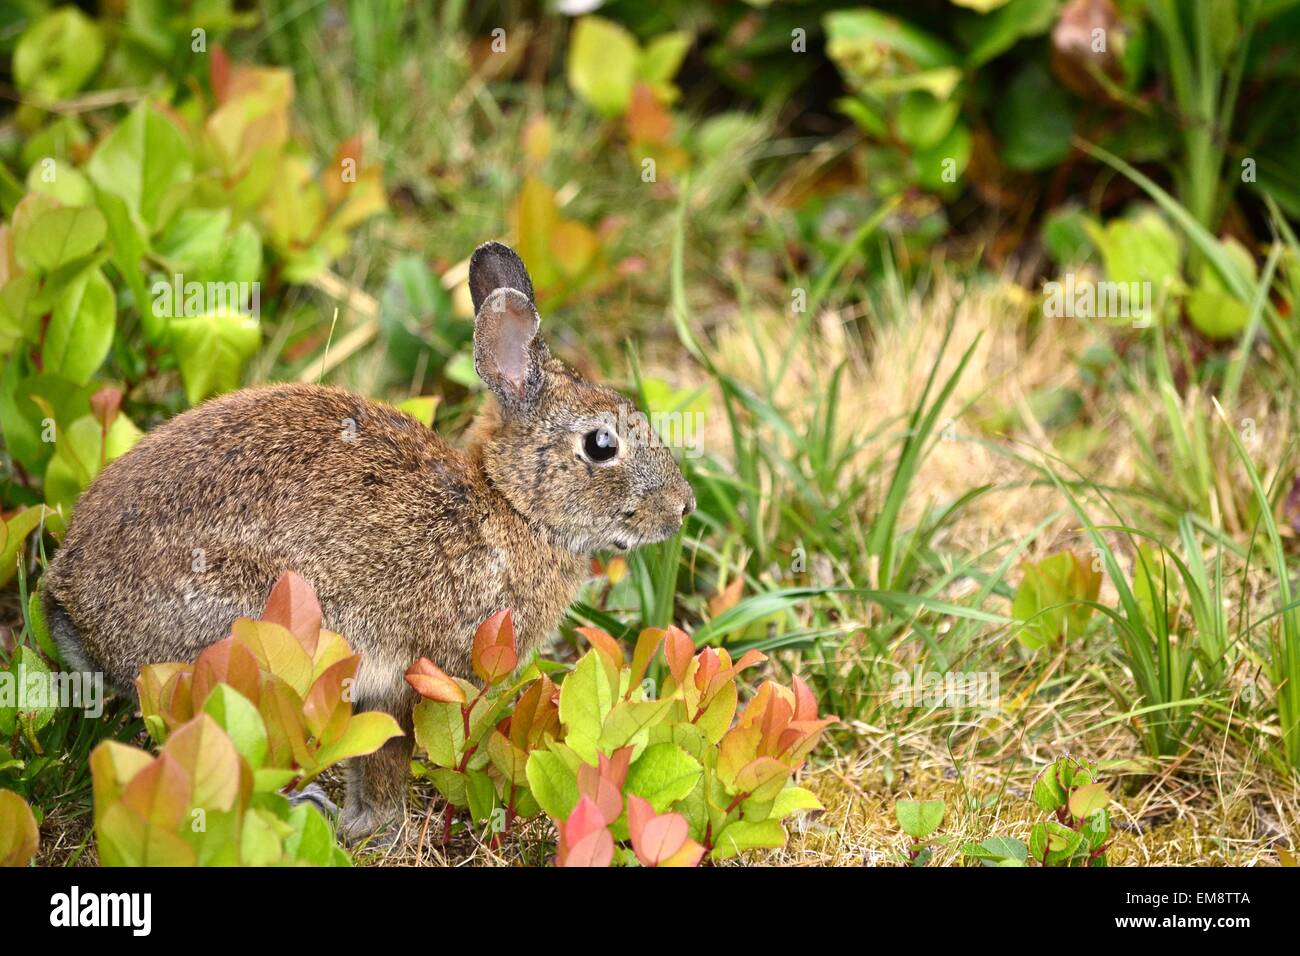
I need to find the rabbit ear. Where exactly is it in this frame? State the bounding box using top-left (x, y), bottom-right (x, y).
top-left (474, 287), bottom-right (545, 413)
top-left (469, 241), bottom-right (535, 314)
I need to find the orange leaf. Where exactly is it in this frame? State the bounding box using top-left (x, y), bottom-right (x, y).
top-left (472, 609), bottom-right (519, 684)
top-left (791, 674), bottom-right (818, 722)
top-left (121, 753), bottom-right (191, 831)
top-left (192, 637), bottom-right (263, 707)
top-left (324, 135), bottom-right (364, 206)
top-left (664, 626), bottom-right (695, 684)
top-left (303, 655), bottom-right (360, 744)
top-left (90, 386), bottom-right (122, 429)
top-left (509, 674), bottom-right (558, 749)
top-left (405, 658), bottom-right (467, 704)
top-left (628, 627), bottom-right (665, 697)
top-left (260, 571), bottom-right (323, 654)
top-left (708, 577), bottom-right (744, 618)
top-left (626, 82), bottom-right (673, 145)
top-left (576, 625), bottom-right (625, 670)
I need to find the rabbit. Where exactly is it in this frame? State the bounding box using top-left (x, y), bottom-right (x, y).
top-left (40, 241), bottom-right (696, 843)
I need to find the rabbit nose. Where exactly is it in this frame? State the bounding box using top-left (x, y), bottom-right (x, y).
top-left (681, 491), bottom-right (696, 518)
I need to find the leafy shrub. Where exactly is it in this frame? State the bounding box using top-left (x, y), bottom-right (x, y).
top-left (407, 620), bottom-right (835, 864)
top-left (1, 40), bottom-right (384, 530)
top-left (91, 571), bottom-right (402, 866)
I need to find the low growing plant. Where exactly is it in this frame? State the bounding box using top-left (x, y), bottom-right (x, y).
top-left (91, 571), bottom-right (402, 865)
top-left (894, 797), bottom-right (946, 866)
top-left (962, 756), bottom-right (1112, 867)
top-left (406, 620), bottom-right (835, 865)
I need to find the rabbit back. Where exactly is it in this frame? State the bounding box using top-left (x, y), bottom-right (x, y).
top-left (42, 383), bottom-right (586, 706)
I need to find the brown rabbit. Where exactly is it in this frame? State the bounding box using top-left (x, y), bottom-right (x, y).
top-left (41, 242), bottom-right (695, 842)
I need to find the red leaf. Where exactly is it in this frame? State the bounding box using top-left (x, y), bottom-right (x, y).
top-left (558, 796), bottom-right (614, 867)
top-left (576, 748), bottom-right (632, 825)
top-left (90, 386), bottom-right (122, 429)
top-left (210, 45), bottom-right (231, 105)
top-left (627, 795), bottom-right (697, 867)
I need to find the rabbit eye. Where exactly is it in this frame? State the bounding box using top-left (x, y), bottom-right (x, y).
top-left (582, 427), bottom-right (620, 463)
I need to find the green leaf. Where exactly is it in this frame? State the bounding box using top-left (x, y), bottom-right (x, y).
top-left (0, 646), bottom-right (57, 738)
top-left (1044, 820), bottom-right (1085, 864)
top-left (1011, 551), bottom-right (1101, 648)
top-left (824, 9), bottom-right (958, 78)
top-left (0, 506), bottom-right (49, 589)
top-left (156, 207), bottom-right (232, 277)
top-left (1028, 821), bottom-right (1048, 859)
top-left (86, 101), bottom-right (194, 233)
top-left (624, 743), bottom-right (702, 813)
top-left (465, 768), bottom-right (496, 824)
top-left (13, 7), bottom-right (104, 99)
top-left (558, 650), bottom-right (616, 763)
top-left (15, 205), bottom-right (106, 274)
top-left (169, 311), bottom-right (261, 405)
top-left (284, 803), bottom-right (346, 866)
top-left (964, 0), bottom-right (1059, 67)
top-left (772, 786), bottom-right (824, 819)
top-left (897, 91), bottom-right (961, 149)
top-left (525, 747), bottom-right (579, 821)
top-left (709, 818), bottom-right (786, 860)
top-left (27, 591), bottom-right (59, 661)
top-left (1068, 782), bottom-right (1110, 819)
top-left (598, 698), bottom-right (673, 752)
top-left (894, 798), bottom-right (945, 840)
top-left (995, 62), bottom-right (1073, 171)
top-left (26, 159), bottom-right (94, 208)
top-left (637, 32), bottom-right (690, 102)
top-left (43, 412), bottom-right (142, 514)
top-left (567, 16), bottom-right (640, 117)
top-left (1186, 237), bottom-right (1256, 339)
top-left (429, 768), bottom-right (468, 807)
top-left (313, 712), bottom-right (403, 769)
top-left (202, 685), bottom-right (269, 770)
top-left (1084, 205), bottom-right (1183, 291)
top-left (413, 699), bottom-right (465, 768)
top-left (95, 189), bottom-right (153, 337)
top-left (1032, 764), bottom-right (1067, 812)
top-left (42, 267), bottom-right (115, 385)
top-left (963, 835), bottom-right (1029, 865)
